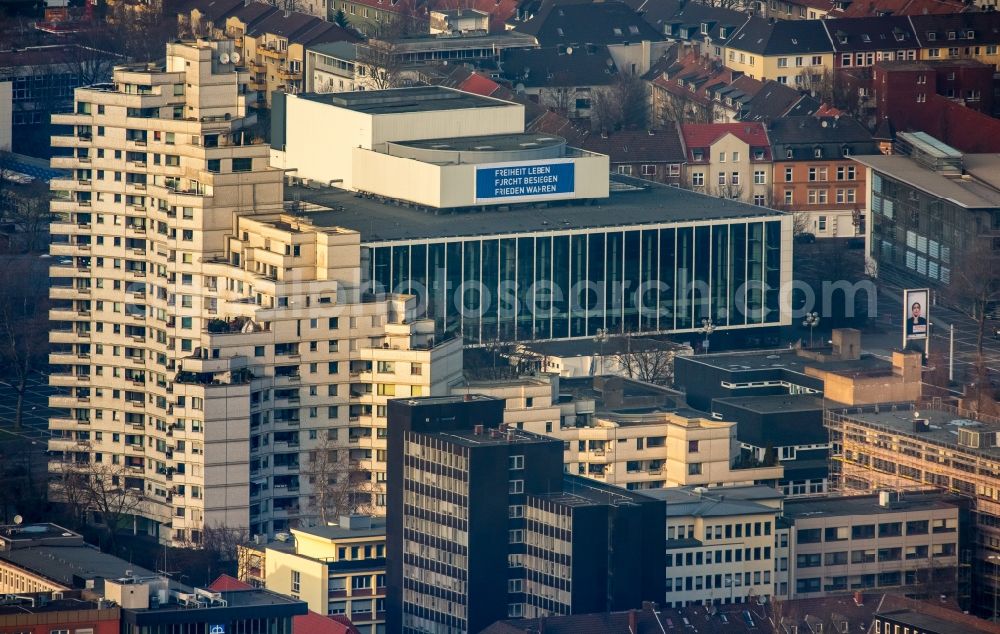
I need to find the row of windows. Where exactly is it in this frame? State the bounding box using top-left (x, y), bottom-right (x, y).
top-left (667, 545), bottom-right (772, 567)
top-left (667, 570), bottom-right (771, 593)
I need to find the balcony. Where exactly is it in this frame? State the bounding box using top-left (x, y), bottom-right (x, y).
top-left (277, 67), bottom-right (302, 81)
top-left (258, 46), bottom-right (285, 60)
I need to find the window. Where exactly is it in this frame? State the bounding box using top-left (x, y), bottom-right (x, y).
top-left (797, 528), bottom-right (822, 543)
top-left (754, 194), bottom-right (766, 206)
top-left (732, 151), bottom-right (739, 162)
top-left (641, 164), bottom-right (656, 176)
top-left (785, 167), bottom-right (793, 182)
top-left (818, 216), bottom-right (827, 231)
top-left (754, 170), bottom-right (766, 184)
top-left (917, 93), bottom-right (926, 103)
top-left (731, 172), bottom-right (739, 185)
top-left (508, 529), bottom-right (524, 543)
top-left (692, 172), bottom-right (705, 186)
top-left (718, 172), bottom-right (726, 185)
top-left (688, 440), bottom-right (699, 453)
top-left (291, 570), bottom-right (301, 593)
top-left (617, 165), bottom-right (633, 175)
top-left (509, 479), bottom-right (524, 494)
top-left (778, 57), bottom-right (788, 67)
top-left (784, 190), bottom-right (793, 204)
top-left (509, 455), bottom-right (524, 470)
top-left (688, 463), bottom-right (702, 475)
top-left (232, 158), bottom-right (252, 172)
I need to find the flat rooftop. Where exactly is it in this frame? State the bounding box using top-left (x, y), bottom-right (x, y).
top-left (714, 394), bottom-right (826, 414)
top-left (392, 132), bottom-right (565, 153)
top-left (684, 347), bottom-right (889, 377)
top-left (289, 176), bottom-right (784, 243)
top-left (836, 405), bottom-right (1000, 457)
top-left (297, 85), bottom-right (510, 115)
top-left (852, 153), bottom-right (1000, 209)
top-left (0, 545), bottom-right (164, 591)
top-left (522, 336), bottom-right (689, 358)
top-left (434, 427), bottom-right (556, 447)
top-left (784, 490), bottom-right (960, 519)
top-left (535, 474), bottom-right (662, 508)
top-left (294, 517), bottom-right (386, 541)
top-left (651, 485), bottom-right (783, 519)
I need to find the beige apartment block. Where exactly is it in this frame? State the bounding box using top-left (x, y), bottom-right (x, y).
top-left (451, 375), bottom-right (783, 491)
top-left (239, 516), bottom-right (387, 628)
top-left (47, 40), bottom-right (462, 546)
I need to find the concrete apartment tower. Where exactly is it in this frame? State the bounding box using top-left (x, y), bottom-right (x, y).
top-left (48, 40), bottom-right (462, 546)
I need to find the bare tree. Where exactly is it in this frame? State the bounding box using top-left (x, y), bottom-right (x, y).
top-left (355, 39), bottom-right (406, 90)
top-left (943, 239), bottom-right (1000, 368)
top-left (304, 433), bottom-right (375, 525)
top-left (55, 460), bottom-right (145, 553)
top-left (612, 338), bottom-right (684, 385)
top-left (201, 524), bottom-right (251, 561)
top-left (591, 71), bottom-right (648, 132)
top-left (0, 255), bottom-right (49, 430)
top-left (5, 179), bottom-right (52, 253)
top-left (653, 90), bottom-right (715, 128)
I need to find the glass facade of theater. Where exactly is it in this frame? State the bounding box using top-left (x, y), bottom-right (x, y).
top-left (365, 219), bottom-right (785, 344)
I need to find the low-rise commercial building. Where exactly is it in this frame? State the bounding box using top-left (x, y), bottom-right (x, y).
top-left (0, 593), bottom-right (120, 634)
top-left (826, 401), bottom-right (996, 614)
top-left (238, 516), bottom-right (386, 629)
top-left (781, 491), bottom-right (965, 602)
top-left (855, 131), bottom-right (1000, 292)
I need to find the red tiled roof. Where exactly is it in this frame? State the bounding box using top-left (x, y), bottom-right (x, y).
top-left (457, 72), bottom-right (502, 97)
top-left (680, 122), bottom-right (772, 161)
top-left (294, 611), bottom-right (360, 634)
top-left (208, 574), bottom-right (252, 591)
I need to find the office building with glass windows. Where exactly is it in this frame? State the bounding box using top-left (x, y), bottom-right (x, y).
top-left (855, 131), bottom-right (1000, 291)
top-left (293, 183), bottom-right (792, 344)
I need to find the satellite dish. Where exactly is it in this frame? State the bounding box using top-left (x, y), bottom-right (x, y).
top-left (13, 515), bottom-right (23, 526)
top-left (515, 82), bottom-right (525, 93)
top-left (565, 46), bottom-right (573, 54)
top-left (220, 52), bottom-right (231, 64)
top-left (231, 51), bottom-right (241, 63)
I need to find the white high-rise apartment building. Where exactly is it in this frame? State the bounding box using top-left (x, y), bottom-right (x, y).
top-left (47, 40), bottom-right (462, 546)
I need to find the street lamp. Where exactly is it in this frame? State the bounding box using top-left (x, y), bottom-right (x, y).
top-left (699, 318), bottom-right (716, 353)
top-left (594, 328), bottom-right (609, 375)
top-left (989, 554), bottom-right (1000, 622)
top-left (802, 312), bottom-right (820, 348)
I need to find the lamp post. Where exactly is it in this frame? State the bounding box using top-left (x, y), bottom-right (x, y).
top-left (989, 554), bottom-right (1000, 622)
top-left (699, 318), bottom-right (716, 354)
top-left (594, 328), bottom-right (609, 375)
top-left (802, 312), bottom-right (820, 348)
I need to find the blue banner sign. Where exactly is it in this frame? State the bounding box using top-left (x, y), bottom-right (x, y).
top-left (475, 161), bottom-right (575, 202)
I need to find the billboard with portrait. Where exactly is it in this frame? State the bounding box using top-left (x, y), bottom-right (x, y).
top-left (904, 288), bottom-right (929, 342)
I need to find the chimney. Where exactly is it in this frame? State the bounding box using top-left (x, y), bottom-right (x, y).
top-left (628, 609), bottom-right (639, 633)
top-left (853, 591), bottom-right (864, 606)
top-left (464, 393), bottom-right (472, 401)
top-left (474, 424), bottom-right (484, 435)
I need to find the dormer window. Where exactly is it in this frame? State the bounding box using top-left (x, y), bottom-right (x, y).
top-left (927, 32), bottom-right (936, 41)
top-left (842, 146), bottom-right (851, 157)
top-left (753, 149), bottom-right (765, 160)
top-left (786, 149), bottom-right (793, 159)
top-left (966, 30), bottom-right (976, 39)
top-left (692, 150), bottom-right (704, 161)
top-left (556, 27), bottom-right (564, 36)
top-left (861, 34), bottom-right (871, 42)
top-left (719, 27), bottom-right (727, 38)
top-left (629, 25), bottom-right (640, 35)
top-left (814, 147), bottom-right (823, 158)
top-left (947, 31), bottom-right (956, 40)
top-left (613, 27), bottom-right (623, 36)
top-left (837, 32), bottom-right (847, 44)
top-left (701, 22), bottom-right (709, 35)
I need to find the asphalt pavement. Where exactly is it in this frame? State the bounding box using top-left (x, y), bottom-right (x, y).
top-left (861, 286), bottom-right (1000, 387)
